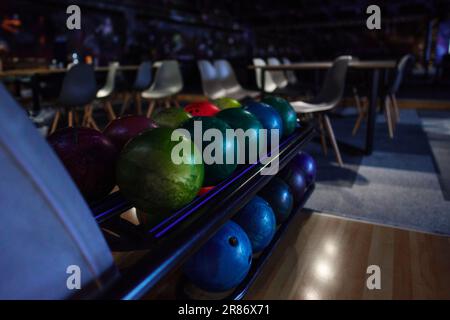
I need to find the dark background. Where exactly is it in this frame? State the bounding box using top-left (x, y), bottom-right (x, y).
top-left (1, 0), bottom-right (450, 94)
top-left (1, 0), bottom-right (450, 64)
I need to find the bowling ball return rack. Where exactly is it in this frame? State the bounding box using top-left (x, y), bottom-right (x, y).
top-left (90, 121), bottom-right (317, 300)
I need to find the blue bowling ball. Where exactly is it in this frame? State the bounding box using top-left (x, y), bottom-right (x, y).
top-left (280, 163), bottom-right (307, 204)
top-left (183, 221), bottom-right (252, 292)
top-left (244, 102), bottom-right (283, 141)
top-left (291, 152), bottom-right (317, 185)
top-left (233, 196), bottom-right (276, 253)
top-left (259, 177), bottom-right (294, 224)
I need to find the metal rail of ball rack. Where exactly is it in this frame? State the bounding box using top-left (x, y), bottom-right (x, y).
top-left (90, 122), bottom-right (317, 300)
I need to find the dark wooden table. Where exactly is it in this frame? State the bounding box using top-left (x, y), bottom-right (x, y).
top-left (249, 60), bottom-right (397, 155)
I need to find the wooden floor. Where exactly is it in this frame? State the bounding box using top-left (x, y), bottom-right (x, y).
top-left (245, 211), bottom-right (450, 300)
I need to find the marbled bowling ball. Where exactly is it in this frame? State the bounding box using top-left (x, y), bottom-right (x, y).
top-left (103, 115), bottom-right (157, 151)
top-left (48, 127), bottom-right (118, 201)
top-left (116, 128), bottom-right (204, 213)
top-left (233, 196), bottom-right (277, 253)
top-left (183, 221), bottom-right (252, 292)
top-left (181, 117), bottom-right (237, 186)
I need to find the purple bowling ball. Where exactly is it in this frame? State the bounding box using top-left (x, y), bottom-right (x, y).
top-left (279, 164), bottom-right (307, 204)
top-left (103, 115), bottom-right (158, 151)
top-left (291, 151), bottom-right (317, 185)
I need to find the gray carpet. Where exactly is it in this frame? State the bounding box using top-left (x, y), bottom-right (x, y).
top-left (303, 108), bottom-right (450, 235)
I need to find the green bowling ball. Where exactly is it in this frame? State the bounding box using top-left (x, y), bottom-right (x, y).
top-left (216, 108), bottom-right (263, 164)
top-left (262, 96), bottom-right (297, 136)
top-left (116, 128), bottom-right (204, 214)
top-left (152, 108), bottom-right (192, 128)
top-left (213, 97), bottom-right (242, 110)
top-left (182, 117), bottom-right (237, 186)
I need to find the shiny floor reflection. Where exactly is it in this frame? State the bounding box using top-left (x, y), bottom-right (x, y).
top-left (246, 210), bottom-right (450, 300)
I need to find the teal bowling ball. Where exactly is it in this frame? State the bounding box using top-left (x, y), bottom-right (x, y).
top-left (183, 221), bottom-right (252, 292)
top-left (216, 108), bottom-right (263, 164)
top-left (259, 177), bottom-right (294, 224)
top-left (181, 116), bottom-right (238, 186)
top-left (233, 196), bottom-right (276, 253)
top-left (244, 101), bottom-right (283, 146)
top-left (262, 96), bottom-right (297, 137)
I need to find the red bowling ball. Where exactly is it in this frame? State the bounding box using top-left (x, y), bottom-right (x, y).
top-left (48, 127), bottom-right (118, 201)
top-left (184, 101), bottom-right (220, 117)
top-left (103, 115), bottom-right (158, 151)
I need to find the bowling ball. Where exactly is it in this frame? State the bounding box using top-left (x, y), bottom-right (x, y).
top-left (216, 108), bottom-right (263, 164)
top-left (290, 152), bottom-right (317, 186)
top-left (198, 186), bottom-right (215, 196)
top-left (213, 97), bottom-right (241, 110)
top-left (183, 221), bottom-right (252, 292)
top-left (262, 96), bottom-right (297, 137)
top-left (184, 101), bottom-right (220, 117)
top-left (280, 163), bottom-right (307, 204)
top-left (152, 108), bottom-right (192, 129)
top-left (259, 177), bottom-right (294, 224)
top-left (116, 128), bottom-right (204, 214)
top-left (244, 101), bottom-right (283, 144)
top-left (103, 115), bottom-right (157, 151)
top-left (48, 127), bottom-right (117, 201)
top-left (181, 117), bottom-right (237, 186)
top-left (233, 196), bottom-right (276, 253)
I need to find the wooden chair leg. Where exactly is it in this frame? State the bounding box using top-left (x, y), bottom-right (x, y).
top-left (391, 94), bottom-right (400, 122)
top-left (323, 113), bottom-right (344, 167)
top-left (164, 98), bottom-right (171, 109)
top-left (50, 110), bottom-right (61, 134)
top-left (67, 109), bottom-right (74, 127)
top-left (352, 98), bottom-right (368, 136)
top-left (73, 110), bottom-right (80, 126)
top-left (104, 100), bottom-right (116, 121)
top-left (82, 105), bottom-right (89, 126)
top-left (88, 112), bottom-right (100, 131)
top-left (384, 96), bottom-right (394, 139)
top-left (318, 114), bottom-right (328, 156)
top-left (136, 93), bottom-right (142, 115)
top-left (120, 92), bottom-right (131, 116)
top-left (353, 87), bottom-right (363, 114)
top-left (146, 100), bottom-right (156, 118)
top-left (173, 97), bottom-right (180, 108)
top-left (85, 105), bottom-right (100, 130)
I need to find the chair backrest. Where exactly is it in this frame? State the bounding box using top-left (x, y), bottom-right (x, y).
top-left (0, 83), bottom-right (116, 299)
top-left (133, 61), bottom-right (152, 91)
top-left (197, 60), bottom-right (226, 99)
top-left (390, 54), bottom-right (414, 94)
top-left (252, 58), bottom-right (277, 92)
top-left (314, 55), bottom-right (352, 106)
top-left (150, 60), bottom-right (183, 94)
top-left (214, 59), bottom-right (245, 94)
top-left (59, 63), bottom-right (97, 107)
top-left (267, 57), bottom-right (288, 89)
top-left (282, 57), bottom-right (298, 85)
top-left (97, 61), bottom-right (119, 98)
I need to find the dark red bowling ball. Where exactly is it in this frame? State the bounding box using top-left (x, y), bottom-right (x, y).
top-left (103, 115), bottom-right (158, 151)
top-left (48, 127), bottom-right (118, 201)
top-left (184, 101), bottom-right (220, 117)
top-left (198, 186), bottom-right (215, 196)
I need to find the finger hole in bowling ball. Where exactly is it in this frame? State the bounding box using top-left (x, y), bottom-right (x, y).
top-left (228, 236), bottom-right (238, 247)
